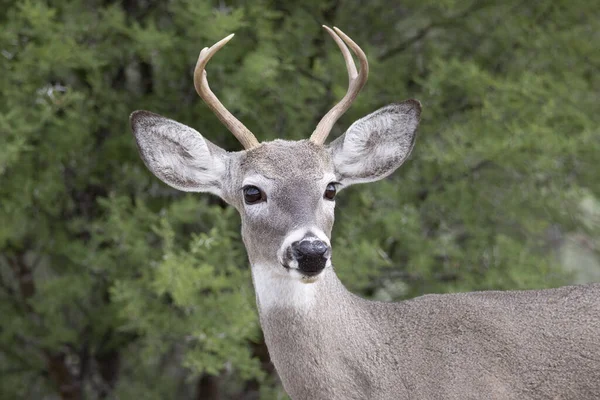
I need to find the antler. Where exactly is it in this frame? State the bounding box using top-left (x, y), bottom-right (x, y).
top-left (194, 34), bottom-right (260, 150)
top-left (310, 26), bottom-right (369, 145)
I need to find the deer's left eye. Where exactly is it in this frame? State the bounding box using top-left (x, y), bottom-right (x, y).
top-left (324, 183), bottom-right (337, 201)
top-left (243, 185), bottom-right (265, 204)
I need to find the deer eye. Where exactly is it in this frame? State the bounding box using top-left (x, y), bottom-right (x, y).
top-left (324, 183), bottom-right (337, 201)
top-left (243, 185), bottom-right (265, 205)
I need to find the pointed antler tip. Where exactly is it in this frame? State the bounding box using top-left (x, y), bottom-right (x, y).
top-left (333, 27), bottom-right (348, 38)
top-left (194, 33), bottom-right (260, 150)
top-left (310, 26), bottom-right (369, 145)
top-left (218, 34), bottom-right (235, 46)
top-left (210, 34), bottom-right (235, 50)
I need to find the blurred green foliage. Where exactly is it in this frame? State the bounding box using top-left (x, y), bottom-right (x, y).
top-left (0, 0), bottom-right (598, 398)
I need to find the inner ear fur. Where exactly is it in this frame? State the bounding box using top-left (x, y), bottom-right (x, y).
top-left (130, 110), bottom-right (228, 195)
top-left (328, 99), bottom-right (421, 186)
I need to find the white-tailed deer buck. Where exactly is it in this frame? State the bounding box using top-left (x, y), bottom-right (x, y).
top-left (130, 26), bottom-right (600, 399)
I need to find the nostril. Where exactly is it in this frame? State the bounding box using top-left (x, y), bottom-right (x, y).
top-left (291, 241), bottom-right (304, 260)
top-left (311, 241), bottom-right (328, 256)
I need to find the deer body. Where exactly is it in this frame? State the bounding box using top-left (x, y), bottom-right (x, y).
top-left (258, 269), bottom-right (600, 399)
top-left (131, 27), bottom-right (600, 399)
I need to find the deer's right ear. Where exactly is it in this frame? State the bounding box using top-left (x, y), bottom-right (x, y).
top-left (130, 111), bottom-right (228, 196)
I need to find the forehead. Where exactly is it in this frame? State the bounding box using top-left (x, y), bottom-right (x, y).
top-left (240, 139), bottom-right (332, 180)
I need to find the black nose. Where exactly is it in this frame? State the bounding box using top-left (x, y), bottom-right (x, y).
top-left (291, 240), bottom-right (330, 276)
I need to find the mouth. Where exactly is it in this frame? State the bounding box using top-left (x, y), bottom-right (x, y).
top-left (297, 269), bottom-right (321, 277)
top-left (281, 262), bottom-right (324, 281)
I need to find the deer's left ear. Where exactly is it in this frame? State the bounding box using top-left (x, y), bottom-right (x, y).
top-left (328, 100), bottom-right (421, 187)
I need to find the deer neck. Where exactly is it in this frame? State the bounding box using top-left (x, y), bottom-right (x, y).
top-left (250, 263), bottom-right (365, 354)
top-left (250, 263), bottom-right (395, 398)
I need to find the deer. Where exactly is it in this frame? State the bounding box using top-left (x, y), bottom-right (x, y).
top-left (130, 26), bottom-right (600, 399)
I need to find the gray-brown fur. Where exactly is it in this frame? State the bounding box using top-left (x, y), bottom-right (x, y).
top-left (130, 99), bottom-right (600, 399)
top-left (262, 269), bottom-right (600, 399)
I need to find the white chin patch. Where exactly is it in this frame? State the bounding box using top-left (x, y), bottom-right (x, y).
top-left (251, 262), bottom-right (332, 313)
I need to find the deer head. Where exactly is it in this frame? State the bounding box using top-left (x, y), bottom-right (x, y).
top-left (130, 26), bottom-right (420, 285)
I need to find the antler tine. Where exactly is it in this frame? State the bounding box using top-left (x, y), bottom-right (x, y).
top-left (193, 34), bottom-right (260, 150)
top-left (310, 26), bottom-right (369, 145)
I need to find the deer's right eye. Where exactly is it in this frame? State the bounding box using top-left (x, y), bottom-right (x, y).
top-left (243, 185), bottom-right (265, 205)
